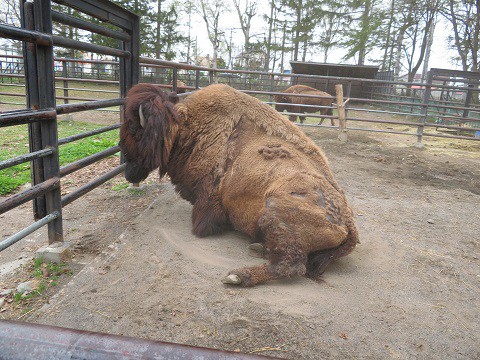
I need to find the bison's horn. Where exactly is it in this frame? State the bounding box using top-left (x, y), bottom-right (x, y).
top-left (139, 104), bottom-right (146, 128)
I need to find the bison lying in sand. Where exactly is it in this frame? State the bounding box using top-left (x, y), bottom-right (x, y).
top-left (274, 84), bottom-right (335, 126)
top-left (120, 83), bottom-right (359, 287)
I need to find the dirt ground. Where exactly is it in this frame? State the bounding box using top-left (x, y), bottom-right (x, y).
top-left (1, 110), bottom-right (479, 358)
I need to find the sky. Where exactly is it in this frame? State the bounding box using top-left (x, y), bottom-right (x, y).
top-left (0, 0), bottom-right (461, 74)
top-left (186, 3), bottom-right (460, 74)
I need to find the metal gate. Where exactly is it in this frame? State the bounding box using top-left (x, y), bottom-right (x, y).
top-left (0, 0), bottom-right (139, 251)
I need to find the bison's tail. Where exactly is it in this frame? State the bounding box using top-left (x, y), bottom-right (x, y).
top-left (306, 223), bottom-right (359, 280)
top-left (123, 83), bottom-right (180, 177)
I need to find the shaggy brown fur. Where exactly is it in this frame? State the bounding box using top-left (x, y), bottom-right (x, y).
top-left (274, 84), bottom-right (335, 126)
top-left (120, 83), bottom-right (359, 287)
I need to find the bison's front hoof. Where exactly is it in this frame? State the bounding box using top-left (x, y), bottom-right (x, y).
top-left (222, 274), bottom-right (242, 285)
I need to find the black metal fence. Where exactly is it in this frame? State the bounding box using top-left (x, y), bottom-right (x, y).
top-left (0, 0), bottom-right (139, 251)
top-left (2, 52), bottom-right (480, 141)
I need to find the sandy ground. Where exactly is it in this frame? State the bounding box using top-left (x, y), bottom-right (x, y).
top-left (1, 116), bottom-right (480, 358)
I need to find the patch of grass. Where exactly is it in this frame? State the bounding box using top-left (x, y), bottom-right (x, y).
top-left (0, 120), bottom-right (119, 195)
top-left (0, 125), bottom-right (31, 194)
top-left (0, 81), bottom-right (118, 105)
top-left (111, 181), bottom-right (129, 191)
top-left (12, 259), bottom-right (72, 305)
top-left (128, 187), bottom-right (145, 196)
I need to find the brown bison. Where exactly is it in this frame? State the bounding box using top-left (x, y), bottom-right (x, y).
top-left (274, 84), bottom-right (335, 126)
top-left (120, 83), bottom-right (358, 287)
top-left (169, 80), bottom-right (188, 94)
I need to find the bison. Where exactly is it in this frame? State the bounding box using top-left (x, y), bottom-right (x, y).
top-left (120, 83), bottom-right (359, 287)
top-left (169, 80), bottom-right (188, 94)
top-left (274, 84), bottom-right (335, 126)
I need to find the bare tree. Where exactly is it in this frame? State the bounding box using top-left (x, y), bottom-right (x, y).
top-left (262, 1), bottom-right (288, 72)
top-left (0, 0), bottom-right (21, 26)
top-left (183, 0), bottom-right (195, 63)
top-left (199, 0), bottom-right (229, 69)
top-left (263, 0), bottom-right (276, 71)
top-left (233, 0), bottom-right (257, 68)
top-left (441, 0), bottom-right (479, 72)
top-left (381, 0), bottom-right (396, 72)
top-left (0, 0), bottom-right (22, 52)
top-left (400, 0), bottom-right (441, 85)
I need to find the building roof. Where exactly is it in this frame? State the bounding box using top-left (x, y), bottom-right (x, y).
top-left (290, 61), bottom-right (379, 79)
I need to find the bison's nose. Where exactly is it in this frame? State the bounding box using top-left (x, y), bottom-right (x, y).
top-left (124, 162), bottom-right (149, 183)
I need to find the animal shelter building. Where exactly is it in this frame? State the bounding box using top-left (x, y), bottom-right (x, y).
top-left (289, 61), bottom-right (380, 98)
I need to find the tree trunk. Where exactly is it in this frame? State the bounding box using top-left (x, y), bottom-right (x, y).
top-left (155, 0), bottom-right (162, 80)
top-left (382, 0), bottom-right (395, 71)
top-left (280, 21), bottom-right (286, 72)
top-left (293, 0), bottom-right (302, 62)
top-left (264, 0), bottom-right (275, 71)
top-left (421, 16), bottom-right (436, 82)
top-left (357, 0), bottom-right (372, 66)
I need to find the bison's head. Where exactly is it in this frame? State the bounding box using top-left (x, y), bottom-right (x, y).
top-left (273, 94), bottom-right (289, 112)
top-left (169, 80), bottom-right (187, 94)
top-left (120, 84), bottom-right (179, 184)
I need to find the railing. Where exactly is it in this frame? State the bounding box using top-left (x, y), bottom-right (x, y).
top-left (2, 52), bottom-right (479, 141)
top-left (134, 58), bottom-right (480, 142)
top-left (0, 0), bottom-right (139, 251)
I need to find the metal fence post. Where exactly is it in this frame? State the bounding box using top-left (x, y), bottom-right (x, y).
top-left (345, 81), bottom-right (351, 127)
top-left (416, 71), bottom-right (433, 146)
top-left (62, 60), bottom-right (69, 104)
top-left (269, 74), bottom-right (274, 103)
top-left (462, 81), bottom-right (474, 129)
top-left (119, 1), bottom-right (139, 170)
top-left (23, 1), bottom-right (46, 221)
top-left (172, 67), bottom-right (178, 92)
top-left (195, 70), bottom-right (200, 89)
top-left (33, 0), bottom-right (63, 243)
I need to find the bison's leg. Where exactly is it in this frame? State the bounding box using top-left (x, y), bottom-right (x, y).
top-left (299, 115), bottom-right (306, 124)
top-left (222, 247), bottom-right (307, 287)
top-left (318, 116), bottom-right (335, 126)
top-left (192, 188), bottom-right (230, 237)
top-left (288, 114), bottom-right (297, 123)
top-left (222, 210), bottom-right (307, 287)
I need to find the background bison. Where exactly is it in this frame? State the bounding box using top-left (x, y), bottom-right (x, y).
top-left (274, 84), bottom-right (335, 126)
top-left (120, 83), bottom-right (358, 286)
top-left (169, 80), bottom-right (188, 93)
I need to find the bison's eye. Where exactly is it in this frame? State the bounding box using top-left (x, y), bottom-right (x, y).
top-left (129, 124), bottom-right (138, 134)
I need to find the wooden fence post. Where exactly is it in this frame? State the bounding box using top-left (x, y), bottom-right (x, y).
top-left (336, 84), bottom-right (348, 142)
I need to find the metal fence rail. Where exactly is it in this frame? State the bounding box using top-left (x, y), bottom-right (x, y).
top-left (0, 320), bottom-right (271, 360)
top-left (4, 53), bottom-right (478, 140)
top-left (0, 0), bottom-right (139, 251)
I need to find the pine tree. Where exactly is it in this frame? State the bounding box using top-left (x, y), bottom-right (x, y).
top-left (341, 0), bottom-right (384, 65)
top-left (315, 0), bottom-right (348, 63)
